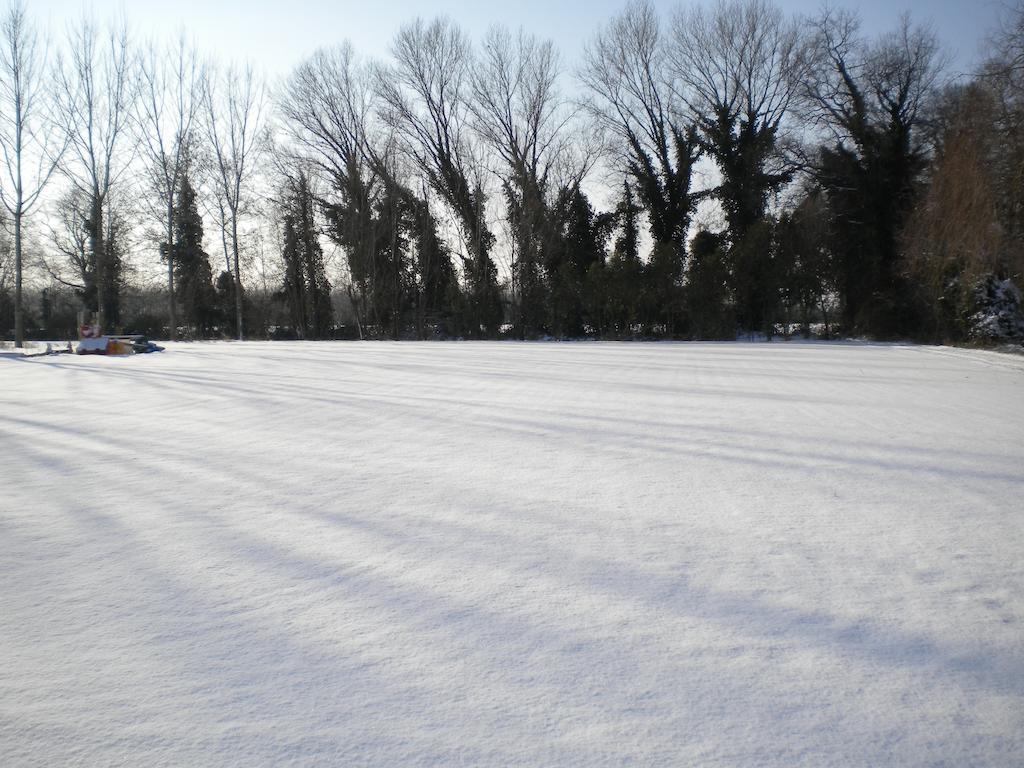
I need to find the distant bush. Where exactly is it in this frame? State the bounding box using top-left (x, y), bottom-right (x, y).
top-left (970, 276), bottom-right (1024, 343)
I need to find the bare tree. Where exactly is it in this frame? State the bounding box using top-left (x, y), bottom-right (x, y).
top-left (802, 9), bottom-right (944, 334)
top-left (469, 26), bottom-right (576, 336)
top-left (54, 14), bottom-right (135, 333)
top-left (470, 27), bottom-right (569, 187)
top-left (278, 43), bottom-right (379, 331)
top-left (42, 184), bottom-right (134, 314)
top-left (376, 17), bottom-right (501, 336)
top-left (279, 43), bottom-right (374, 190)
top-left (982, 3), bottom-right (1024, 248)
top-left (988, 1), bottom-right (1024, 81)
top-left (580, 1), bottom-right (699, 251)
top-left (43, 186), bottom-right (90, 292)
top-left (0, 0), bottom-right (65, 346)
top-left (904, 84), bottom-right (1005, 339)
top-left (668, 0), bottom-right (805, 242)
top-left (136, 33), bottom-right (201, 341)
top-left (802, 10), bottom-right (941, 155)
top-left (203, 61), bottom-right (264, 340)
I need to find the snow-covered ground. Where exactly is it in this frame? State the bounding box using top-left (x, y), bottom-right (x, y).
top-left (2, 341), bottom-right (1022, 766)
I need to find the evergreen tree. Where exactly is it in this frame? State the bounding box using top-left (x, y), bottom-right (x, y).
top-left (605, 183), bottom-right (644, 336)
top-left (79, 196), bottom-right (126, 330)
top-left (774, 190), bottom-right (836, 338)
top-left (460, 183), bottom-right (503, 338)
top-left (370, 184), bottom-right (413, 339)
top-left (171, 172), bottom-right (217, 337)
top-left (505, 179), bottom-right (548, 338)
top-left (280, 171), bottom-right (333, 339)
top-left (544, 185), bottom-right (614, 337)
top-left (280, 209), bottom-right (307, 337)
top-left (321, 163), bottom-right (376, 335)
top-left (729, 218), bottom-right (778, 337)
top-left (214, 270), bottom-right (240, 337)
top-left (409, 197), bottom-right (461, 338)
top-left (40, 287), bottom-right (50, 335)
top-left (686, 230), bottom-right (734, 340)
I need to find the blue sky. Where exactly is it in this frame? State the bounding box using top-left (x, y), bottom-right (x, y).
top-left (39, 0), bottom-right (999, 79)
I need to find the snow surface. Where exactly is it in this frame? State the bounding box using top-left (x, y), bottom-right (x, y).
top-left (1, 341), bottom-right (1023, 766)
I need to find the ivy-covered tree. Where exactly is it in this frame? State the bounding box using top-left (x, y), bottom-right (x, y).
top-left (774, 189), bottom-right (836, 338)
top-left (804, 11), bottom-right (941, 337)
top-left (603, 182), bottom-right (645, 336)
top-left (544, 184), bottom-right (614, 337)
top-left (214, 270), bottom-right (240, 337)
top-left (669, 0), bottom-right (804, 334)
top-left (280, 171), bottom-right (333, 339)
top-left (685, 229), bottom-right (733, 339)
top-left (581, 2), bottom-right (700, 331)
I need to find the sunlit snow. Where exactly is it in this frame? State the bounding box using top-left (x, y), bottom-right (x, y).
top-left (2, 341), bottom-right (1022, 766)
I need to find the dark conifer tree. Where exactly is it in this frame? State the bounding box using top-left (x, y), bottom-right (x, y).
top-left (505, 180), bottom-right (548, 338)
top-left (171, 173), bottom-right (217, 337)
top-left (322, 167), bottom-right (376, 335)
top-left (214, 270), bottom-right (240, 337)
top-left (806, 14), bottom-right (940, 337)
top-left (280, 171), bottom-right (333, 339)
top-left (370, 184), bottom-right (413, 340)
top-left (545, 185), bottom-right (614, 337)
top-left (280, 210), bottom-right (307, 337)
top-left (80, 199), bottom-right (126, 330)
top-left (605, 183), bottom-right (644, 336)
top-left (409, 197), bottom-right (461, 338)
top-left (686, 229), bottom-right (733, 339)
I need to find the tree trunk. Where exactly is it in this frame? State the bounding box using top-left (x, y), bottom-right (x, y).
top-left (92, 191), bottom-right (106, 333)
top-left (391, 201), bottom-right (400, 341)
top-left (12, 83), bottom-right (24, 348)
top-left (232, 215), bottom-right (243, 340)
top-left (14, 209), bottom-right (23, 347)
top-left (167, 198), bottom-right (177, 341)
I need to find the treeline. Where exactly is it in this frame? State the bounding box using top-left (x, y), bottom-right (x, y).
top-left (2, 0), bottom-right (1024, 345)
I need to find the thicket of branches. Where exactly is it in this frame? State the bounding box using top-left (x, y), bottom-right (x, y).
top-left (3, 0), bottom-right (1024, 345)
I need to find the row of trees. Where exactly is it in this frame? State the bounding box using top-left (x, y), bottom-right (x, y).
top-left (0, 1), bottom-right (263, 345)
top-left (2, 0), bottom-right (1023, 344)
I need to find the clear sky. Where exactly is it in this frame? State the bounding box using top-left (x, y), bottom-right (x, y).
top-left (38, 0), bottom-right (1000, 81)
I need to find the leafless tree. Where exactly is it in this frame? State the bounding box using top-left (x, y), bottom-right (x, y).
top-left (579, 0), bottom-right (698, 251)
top-left (136, 33), bottom-right (201, 341)
top-left (802, 9), bottom-right (945, 334)
top-left (278, 43), bottom-right (379, 328)
top-left (668, 0), bottom-right (806, 240)
top-left (42, 184), bottom-right (134, 301)
top-left (904, 84), bottom-right (1006, 339)
top-left (203, 61), bottom-right (265, 340)
top-left (802, 10), bottom-right (942, 154)
top-left (43, 185), bottom-right (92, 294)
top-left (469, 26), bottom-right (578, 334)
top-left (278, 43), bottom-right (375, 191)
top-left (981, 3), bottom-right (1024, 247)
top-left (54, 13), bottom-right (135, 332)
top-left (470, 27), bottom-right (570, 189)
top-left (988, 1), bottom-right (1024, 81)
top-left (0, 0), bottom-right (65, 346)
top-left (376, 17), bottom-right (502, 335)
top-left (902, 3), bottom-right (1024, 335)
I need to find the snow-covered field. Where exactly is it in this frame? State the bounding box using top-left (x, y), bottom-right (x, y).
top-left (1, 341), bottom-right (1022, 766)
